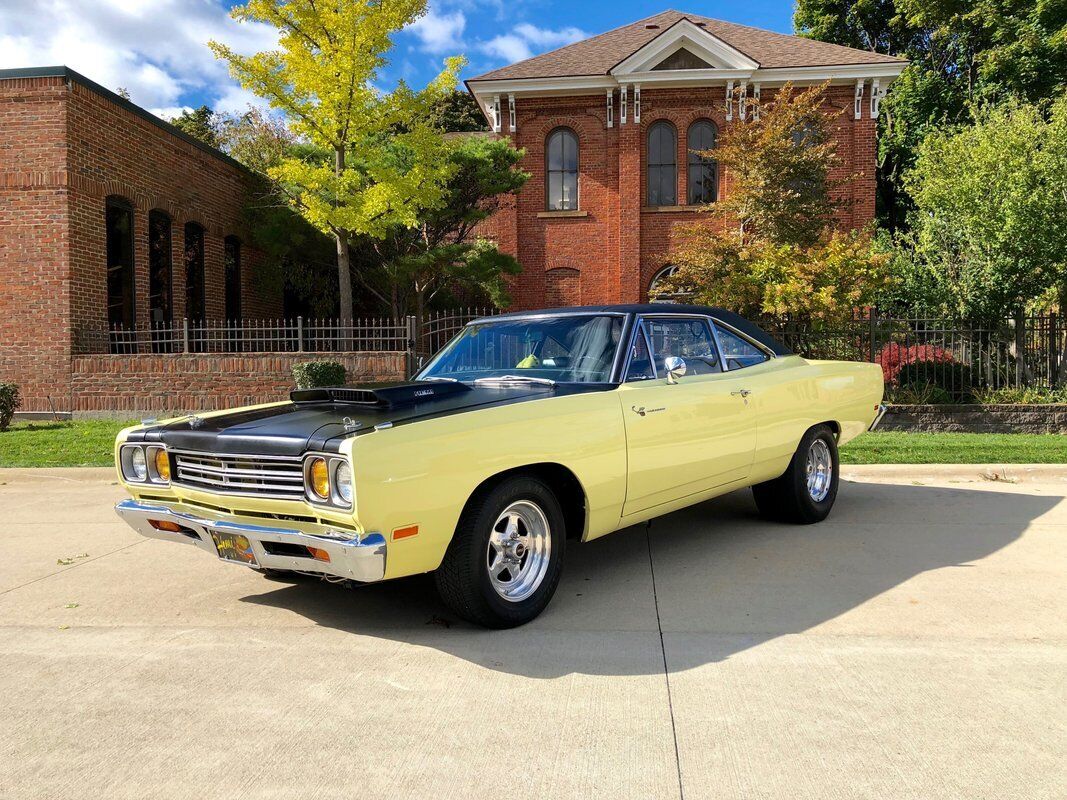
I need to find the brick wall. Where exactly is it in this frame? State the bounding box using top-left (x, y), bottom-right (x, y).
top-left (71, 352), bottom-right (406, 414)
top-left (491, 84), bottom-right (877, 310)
top-left (0, 70), bottom-right (284, 413)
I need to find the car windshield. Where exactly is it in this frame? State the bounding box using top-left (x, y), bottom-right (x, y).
top-left (418, 314), bottom-right (624, 384)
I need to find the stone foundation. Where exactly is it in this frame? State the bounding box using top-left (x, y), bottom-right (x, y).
top-left (880, 405), bottom-right (1067, 434)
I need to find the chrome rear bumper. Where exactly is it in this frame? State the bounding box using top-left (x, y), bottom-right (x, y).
top-left (114, 499), bottom-right (385, 582)
top-left (869, 403), bottom-right (888, 431)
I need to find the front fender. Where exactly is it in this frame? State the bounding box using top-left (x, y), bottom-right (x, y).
top-left (348, 390), bottom-right (627, 579)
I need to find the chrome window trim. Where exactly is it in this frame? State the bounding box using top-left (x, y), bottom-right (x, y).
top-left (621, 318), bottom-right (659, 382)
top-left (634, 313), bottom-right (724, 378)
top-left (421, 311), bottom-right (629, 384)
top-left (710, 317), bottom-right (776, 368)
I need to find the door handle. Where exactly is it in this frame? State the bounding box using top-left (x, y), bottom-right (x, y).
top-left (731, 389), bottom-right (752, 398)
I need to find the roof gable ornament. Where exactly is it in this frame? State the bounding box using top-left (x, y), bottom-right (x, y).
top-left (611, 18), bottom-right (760, 77)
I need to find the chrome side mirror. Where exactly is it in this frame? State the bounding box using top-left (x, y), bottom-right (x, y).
top-left (664, 356), bottom-right (687, 384)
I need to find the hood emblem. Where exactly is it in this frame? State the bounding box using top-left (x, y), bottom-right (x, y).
top-left (413, 388), bottom-right (434, 398)
top-left (188, 416), bottom-right (205, 429)
top-left (342, 417), bottom-right (362, 431)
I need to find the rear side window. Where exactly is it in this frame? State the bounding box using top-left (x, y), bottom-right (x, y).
top-left (714, 324), bottom-right (769, 370)
top-left (645, 317), bottom-right (721, 375)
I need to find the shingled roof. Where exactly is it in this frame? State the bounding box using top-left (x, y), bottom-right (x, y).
top-left (470, 10), bottom-right (905, 82)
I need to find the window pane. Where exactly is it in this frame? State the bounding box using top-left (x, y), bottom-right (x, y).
top-left (625, 324), bottom-right (655, 381)
top-left (646, 318), bottom-right (719, 375)
top-left (562, 131), bottom-right (577, 171)
top-left (548, 132), bottom-right (563, 170)
top-left (715, 325), bottom-right (769, 370)
top-left (562, 172), bottom-right (578, 210)
top-left (548, 172), bottom-right (563, 210)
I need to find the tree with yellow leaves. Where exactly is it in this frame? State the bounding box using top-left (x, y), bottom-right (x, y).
top-left (662, 84), bottom-right (890, 322)
top-left (210, 0), bottom-right (463, 322)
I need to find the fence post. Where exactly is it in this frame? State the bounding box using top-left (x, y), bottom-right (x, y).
top-left (868, 307), bottom-right (878, 363)
top-left (1050, 313), bottom-right (1059, 387)
top-left (405, 315), bottom-right (418, 378)
top-left (297, 316), bottom-right (304, 353)
top-left (182, 318), bottom-right (189, 353)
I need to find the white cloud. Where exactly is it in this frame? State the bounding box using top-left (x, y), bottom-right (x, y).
top-left (0, 0), bottom-right (276, 113)
top-left (479, 22), bottom-right (587, 64)
top-left (408, 4), bottom-right (466, 53)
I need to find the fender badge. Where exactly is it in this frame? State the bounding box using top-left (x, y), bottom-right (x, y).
top-left (413, 388), bottom-right (434, 398)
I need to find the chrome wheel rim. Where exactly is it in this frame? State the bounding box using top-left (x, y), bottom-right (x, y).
top-left (486, 500), bottom-right (551, 603)
top-left (806, 439), bottom-right (833, 502)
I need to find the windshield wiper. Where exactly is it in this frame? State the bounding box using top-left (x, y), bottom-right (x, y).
top-left (419, 376), bottom-right (459, 382)
top-left (474, 375), bottom-right (558, 387)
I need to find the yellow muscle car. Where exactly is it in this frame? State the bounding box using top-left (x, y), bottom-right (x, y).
top-left (114, 305), bottom-right (884, 628)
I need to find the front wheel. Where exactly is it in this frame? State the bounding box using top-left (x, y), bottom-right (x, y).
top-left (435, 476), bottom-right (565, 628)
top-left (752, 425), bottom-right (839, 524)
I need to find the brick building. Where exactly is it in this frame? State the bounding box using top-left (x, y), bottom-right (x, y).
top-left (466, 10), bottom-right (907, 309)
top-left (0, 66), bottom-right (283, 413)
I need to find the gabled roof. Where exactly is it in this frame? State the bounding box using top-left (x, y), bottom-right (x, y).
top-left (470, 10), bottom-right (905, 82)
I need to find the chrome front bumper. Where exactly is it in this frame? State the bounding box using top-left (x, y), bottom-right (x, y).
top-left (114, 499), bottom-right (386, 582)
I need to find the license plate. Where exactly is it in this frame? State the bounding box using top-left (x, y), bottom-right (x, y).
top-left (210, 531), bottom-right (258, 566)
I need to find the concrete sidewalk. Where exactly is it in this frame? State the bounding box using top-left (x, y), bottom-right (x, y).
top-left (1, 468), bottom-right (1064, 799)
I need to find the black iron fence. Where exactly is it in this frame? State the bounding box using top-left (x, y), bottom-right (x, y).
top-left (77, 309), bottom-right (1065, 395)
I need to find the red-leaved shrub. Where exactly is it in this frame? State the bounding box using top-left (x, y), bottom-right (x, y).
top-left (875, 343), bottom-right (955, 383)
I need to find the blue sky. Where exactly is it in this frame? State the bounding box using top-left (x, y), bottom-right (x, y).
top-left (0, 1), bottom-right (796, 119)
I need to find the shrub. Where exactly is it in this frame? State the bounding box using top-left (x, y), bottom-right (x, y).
top-left (896, 360), bottom-right (973, 402)
top-left (0, 383), bottom-right (21, 431)
top-left (972, 386), bottom-right (1067, 404)
top-left (292, 361), bottom-right (346, 389)
top-left (875, 342), bottom-right (955, 383)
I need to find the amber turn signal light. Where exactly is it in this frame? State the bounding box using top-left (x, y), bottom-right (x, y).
top-left (148, 519), bottom-right (182, 532)
top-left (392, 525), bottom-right (419, 540)
top-left (309, 457), bottom-right (330, 499)
top-left (154, 449), bottom-right (171, 481)
top-left (306, 546), bottom-right (331, 563)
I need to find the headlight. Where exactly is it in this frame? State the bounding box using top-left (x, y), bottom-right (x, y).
top-left (149, 446), bottom-right (170, 482)
top-left (308, 457), bottom-right (330, 500)
top-left (130, 447), bottom-right (147, 480)
top-left (335, 461), bottom-right (353, 504)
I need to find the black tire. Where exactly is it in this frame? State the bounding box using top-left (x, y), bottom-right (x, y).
top-left (752, 425), bottom-right (839, 524)
top-left (434, 476), bottom-right (566, 628)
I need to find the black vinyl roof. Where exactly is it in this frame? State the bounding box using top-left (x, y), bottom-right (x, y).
top-left (475, 304), bottom-right (792, 357)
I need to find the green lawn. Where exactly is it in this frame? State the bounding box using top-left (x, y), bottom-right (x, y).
top-left (0, 420), bottom-right (1064, 468)
top-left (0, 419), bottom-right (132, 468)
top-left (840, 431), bottom-right (1067, 464)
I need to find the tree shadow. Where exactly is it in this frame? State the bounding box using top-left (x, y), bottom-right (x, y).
top-left (240, 480), bottom-right (1059, 677)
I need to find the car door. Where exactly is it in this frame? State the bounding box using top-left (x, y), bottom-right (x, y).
top-left (617, 315), bottom-right (757, 517)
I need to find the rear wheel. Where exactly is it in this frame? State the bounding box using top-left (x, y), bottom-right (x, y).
top-left (435, 476), bottom-right (565, 628)
top-left (752, 425), bottom-right (839, 524)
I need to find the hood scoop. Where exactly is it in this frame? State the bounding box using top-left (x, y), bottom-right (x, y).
top-left (290, 381), bottom-right (471, 410)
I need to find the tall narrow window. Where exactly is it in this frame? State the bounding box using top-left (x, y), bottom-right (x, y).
top-left (105, 196), bottom-right (135, 353)
top-left (687, 120), bottom-right (719, 204)
top-left (647, 121), bottom-right (677, 206)
top-left (546, 127), bottom-right (579, 210)
top-left (148, 211), bottom-right (172, 352)
top-left (224, 236), bottom-right (242, 322)
top-left (184, 222), bottom-right (205, 323)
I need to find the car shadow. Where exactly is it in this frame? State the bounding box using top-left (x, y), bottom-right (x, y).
top-left (239, 480), bottom-right (1059, 677)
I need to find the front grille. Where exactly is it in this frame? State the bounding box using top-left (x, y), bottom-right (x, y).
top-left (172, 450), bottom-right (306, 500)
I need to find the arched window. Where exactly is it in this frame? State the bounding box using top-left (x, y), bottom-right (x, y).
top-left (148, 210), bottom-right (172, 353)
top-left (105, 196), bottom-right (135, 351)
top-left (687, 120), bottom-right (718, 204)
top-left (184, 222), bottom-right (205, 323)
top-left (648, 264), bottom-right (690, 304)
top-left (224, 235), bottom-right (242, 322)
top-left (546, 127), bottom-right (579, 211)
top-left (647, 121), bottom-right (677, 206)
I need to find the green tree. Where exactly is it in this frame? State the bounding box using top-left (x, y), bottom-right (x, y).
top-left (664, 84), bottom-right (890, 321)
top-left (209, 0), bottom-right (462, 323)
top-left (357, 135), bottom-right (528, 319)
top-left (903, 96), bottom-right (1067, 323)
top-left (432, 89), bottom-right (489, 133)
top-left (169, 105), bottom-right (223, 149)
top-left (794, 0), bottom-right (1067, 229)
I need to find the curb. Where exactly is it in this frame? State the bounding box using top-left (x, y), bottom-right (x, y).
top-left (841, 464), bottom-right (1067, 483)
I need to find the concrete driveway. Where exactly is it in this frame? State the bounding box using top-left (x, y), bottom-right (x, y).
top-left (1, 466), bottom-right (1064, 800)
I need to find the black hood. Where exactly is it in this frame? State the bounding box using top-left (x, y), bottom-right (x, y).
top-left (127, 381), bottom-right (609, 456)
